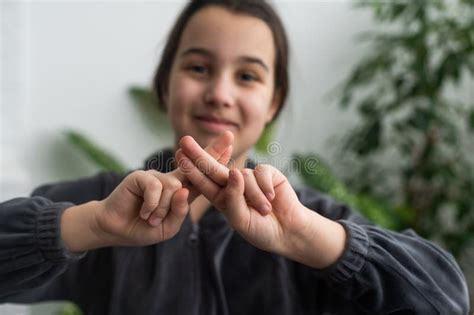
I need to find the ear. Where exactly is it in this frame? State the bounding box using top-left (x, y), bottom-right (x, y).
top-left (265, 93), bottom-right (281, 123)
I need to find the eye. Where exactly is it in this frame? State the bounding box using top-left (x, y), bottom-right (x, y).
top-left (238, 72), bottom-right (258, 82)
top-left (188, 64), bottom-right (207, 74)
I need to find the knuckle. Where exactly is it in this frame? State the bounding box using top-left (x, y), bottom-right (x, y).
top-left (156, 205), bottom-right (168, 214)
top-left (256, 164), bottom-right (271, 173)
top-left (169, 180), bottom-right (182, 191)
top-left (156, 199), bottom-right (171, 212)
top-left (144, 170), bottom-right (159, 179)
top-left (241, 168), bottom-right (253, 177)
top-left (147, 169), bottom-right (160, 176)
top-left (148, 180), bottom-right (162, 191)
top-left (255, 164), bottom-right (265, 173)
top-left (133, 170), bottom-right (147, 179)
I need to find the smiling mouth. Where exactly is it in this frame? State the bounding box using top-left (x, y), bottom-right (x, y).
top-left (194, 115), bottom-right (239, 132)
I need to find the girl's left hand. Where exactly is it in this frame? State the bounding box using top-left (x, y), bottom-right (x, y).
top-left (176, 136), bottom-right (315, 259)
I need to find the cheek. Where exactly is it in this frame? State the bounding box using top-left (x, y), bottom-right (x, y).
top-left (167, 76), bottom-right (201, 117)
top-left (240, 91), bottom-right (274, 126)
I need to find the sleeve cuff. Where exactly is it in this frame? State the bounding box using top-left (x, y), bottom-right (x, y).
top-left (36, 203), bottom-right (87, 261)
top-left (314, 220), bottom-right (370, 283)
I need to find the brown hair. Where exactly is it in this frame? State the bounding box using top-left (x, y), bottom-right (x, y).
top-left (153, 0), bottom-right (289, 121)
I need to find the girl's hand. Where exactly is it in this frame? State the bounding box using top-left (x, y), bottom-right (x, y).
top-left (175, 137), bottom-right (306, 254)
top-left (95, 131), bottom-right (234, 247)
top-left (94, 170), bottom-right (189, 247)
top-left (61, 132), bottom-right (234, 251)
top-left (223, 166), bottom-right (310, 256)
top-left (172, 130), bottom-right (233, 202)
top-left (176, 136), bottom-right (346, 268)
top-left (176, 136), bottom-right (273, 215)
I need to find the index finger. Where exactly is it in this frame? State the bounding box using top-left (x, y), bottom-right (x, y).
top-left (179, 135), bottom-right (231, 186)
top-left (205, 130), bottom-right (234, 164)
top-left (173, 131), bottom-right (233, 183)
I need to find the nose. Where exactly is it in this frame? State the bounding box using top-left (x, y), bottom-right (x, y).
top-left (203, 73), bottom-right (235, 108)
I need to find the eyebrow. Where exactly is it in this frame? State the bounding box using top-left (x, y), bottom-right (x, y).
top-left (180, 47), bottom-right (269, 72)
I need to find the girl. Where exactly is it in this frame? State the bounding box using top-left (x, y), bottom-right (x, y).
top-left (0, 0), bottom-right (469, 314)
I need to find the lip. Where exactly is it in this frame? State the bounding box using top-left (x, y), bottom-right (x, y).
top-left (194, 114), bottom-right (239, 132)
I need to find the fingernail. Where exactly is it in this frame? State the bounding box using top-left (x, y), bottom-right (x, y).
top-left (260, 203), bottom-right (271, 214)
top-left (140, 211), bottom-right (150, 220)
top-left (265, 192), bottom-right (274, 201)
top-left (230, 170), bottom-right (238, 183)
top-left (150, 217), bottom-right (162, 227)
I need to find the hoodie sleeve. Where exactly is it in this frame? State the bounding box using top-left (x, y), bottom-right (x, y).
top-left (0, 196), bottom-right (86, 302)
top-left (295, 187), bottom-right (470, 315)
top-left (0, 172), bottom-right (124, 304)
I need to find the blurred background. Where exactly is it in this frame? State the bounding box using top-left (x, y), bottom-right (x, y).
top-left (1, 1), bottom-right (473, 314)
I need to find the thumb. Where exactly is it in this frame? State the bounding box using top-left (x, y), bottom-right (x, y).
top-left (161, 188), bottom-right (189, 240)
top-left (223, 169), bottom-right (248, 230)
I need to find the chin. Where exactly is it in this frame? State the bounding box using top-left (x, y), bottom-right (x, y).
top-left (187, 133), bottom-right (214, 149)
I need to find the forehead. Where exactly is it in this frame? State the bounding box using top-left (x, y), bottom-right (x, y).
top-left (178, 6), bottom-right (275, 67)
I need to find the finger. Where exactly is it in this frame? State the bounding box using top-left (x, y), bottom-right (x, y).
top-left (254, 164), bottom-right (276, 201)
top-left (223, 169), bottom-right (249, 230)
top-left (173, 148), bottom-right (223, 203)
top-left (144, 171), bottom-right (182, 226)
top-left (174, 130), bottom-right (234, 188)
top-left (172, 148), bottom-right (188, 183)
top-left (176, 150), bottom-right (221, 202)
top-left (172, 145), bottom-right (232, 184)
top-left (205, 130), bottom-right (234, 162)
top-left (173, 131), bottom-right (232, 182)
top-left (217, 145), bottom-right (233, 166)
top-left (138, 173), bottom-right (163, 220)
top-left (148, 188), bottom-right (175, 227)
top-left (179, 136), bottom-right (230, 186)
top-left (241, 168), bottom-right (272, 215)
top-left (162, 188), bottom-right (190, 237)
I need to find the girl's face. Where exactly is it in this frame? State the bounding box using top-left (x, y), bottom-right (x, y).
top-left (165, 5), bottom-right (279, 164)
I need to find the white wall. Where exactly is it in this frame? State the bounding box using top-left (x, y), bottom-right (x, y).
top-left (1, 1), bottom-right (373, 201)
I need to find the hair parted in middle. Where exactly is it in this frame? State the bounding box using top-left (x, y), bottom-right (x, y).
top-left (153, 0), bottom-right (289, 122)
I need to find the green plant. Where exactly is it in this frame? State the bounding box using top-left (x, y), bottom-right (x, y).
top-left (128, 86), bottom-right (172, 135)
top-left (62, 86), bottom-right (165, 173)
top-left (64, 130), bottom-right (127, 173)
top-left (293, 153), bottom-right (405, 230)
top-left (56, 303), bottom-right (83, 315)
top-left (334, 0), bottom-right (474, 256)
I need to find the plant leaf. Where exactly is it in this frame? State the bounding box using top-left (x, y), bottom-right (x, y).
top-left (64, 129), bottom-right (127, 173)
top-left (469, 109), bottom-right (474, 132)
top-left (56, 303), bottom-right (83, 315)
top-left (293, 153), bottom-right (402, 230)
top-left (128, 86), bottom-right (159, 108)
top-left (128, 86), bottom-right (172, 135)
top-left (255, 122), bottom-right (276, 154)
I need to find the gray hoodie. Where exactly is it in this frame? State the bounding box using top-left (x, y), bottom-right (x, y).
top-left (0, 150), bottom-right (469, 314)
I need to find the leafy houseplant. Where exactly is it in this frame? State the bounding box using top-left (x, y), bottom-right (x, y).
top-left (331, 0), bottom-right (474, 257)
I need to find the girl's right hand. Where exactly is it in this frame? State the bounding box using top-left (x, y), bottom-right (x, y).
top-left (61, 131), bottom-right (234, 251)
top-left (94, 170), bottom-right (190, 247)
